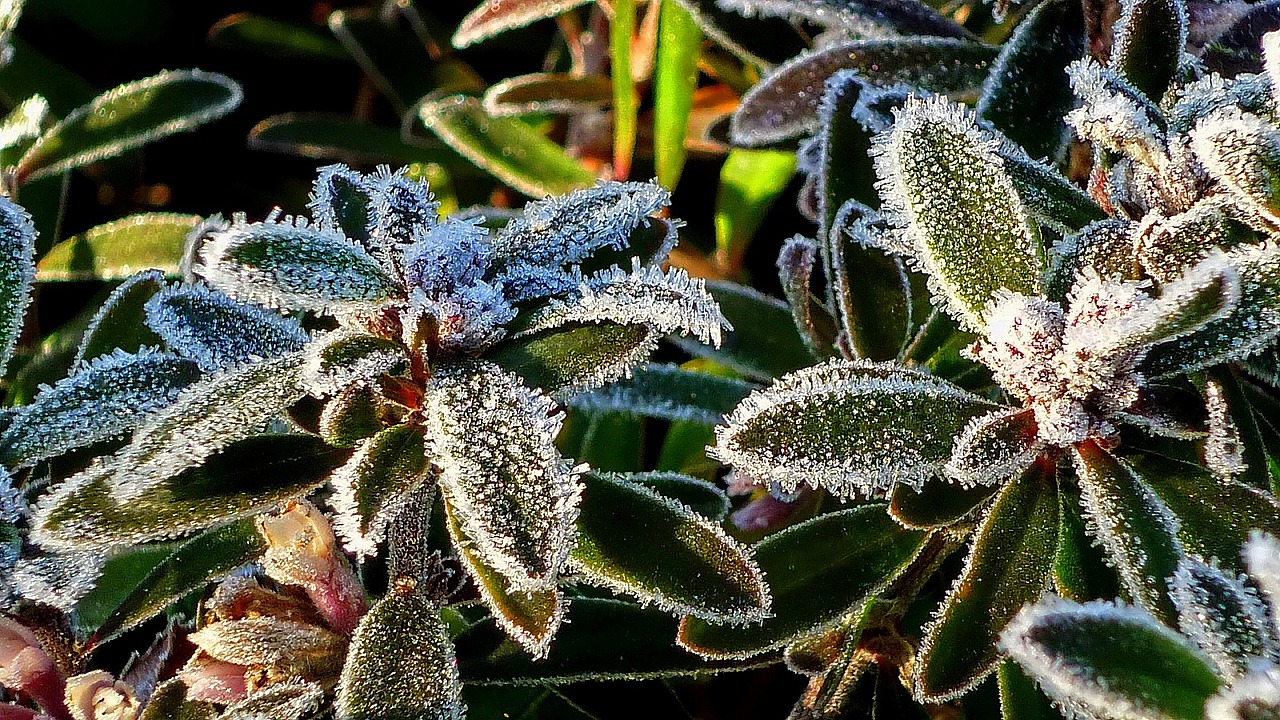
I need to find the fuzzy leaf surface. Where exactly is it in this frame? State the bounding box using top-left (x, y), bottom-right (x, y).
top-left (1170, 556), bottom-right (1280, 679)
top-left (74, 270), bottom-right (165, 364)
top-left (144, 284), bottom-right (309, 372)
top-left (671, 281), bottom-right (812, 381)
top-left (0, 196), bottom-right (34, 375)
top-left (331, 423), bottom-right (428, 558)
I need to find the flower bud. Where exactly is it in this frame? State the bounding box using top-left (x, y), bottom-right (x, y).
top-left (64, 671), bottom-right (138, 720)
top-left (0, 616), bottom-right (66, 719)
top-left (257, 501), bottom-right (367, 634)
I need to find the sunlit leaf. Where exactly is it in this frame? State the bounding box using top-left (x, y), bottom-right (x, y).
top-left (452, 0), bottom-right (593, 49)
top-left (482, 73), bottom-right (612, 117)
top-left (567, 363), bottom-right (753, 423)
top-left (654, 0), bottom-right (701, 188)
top-left (330, 423), bottom-right (429, 558)
top-left (0, 196), bottom-right (34, 375)
top-left (714, 149), bottom-right (796, 275)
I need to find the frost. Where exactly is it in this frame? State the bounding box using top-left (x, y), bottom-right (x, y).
top-left (143, 283), bottom-right (309, 372)
top-left (1168, 72), bottom-right (1273, 133)
top-left (301, 330), bottom-right (406, 398)
top-left (12, 548), bottom-right (105, 611)
top-left (566, 363), bottom-right (755, 424)
top-left (1171, 556), bottom-right (1280, 680)
top-left (0, 466), bottom-right (23, 523)
top-left (367, 166), bottom-right (440, 249)
top-left (219, 680), bottom-right (324, 720)
top-left (714, 0), bottom-right (970, 38)
top-left (1192, 107), bottom-right (1280, 222)
top-left (0, 95), bottom-right (47, 153)
top-left (0, 196), bottom-right (35, 375)
top-left (516, 261), bottom-right (730, 348)
top-left (850, 82), bottom-right (924, 135)
top-left (188, 615), bottom-right (346, 671)
top-left (943, 407), bottom-right (1042, 487)
top-left (0, 349), bottom-right (201, 469)
top-left (1205, 664), bottom-right (1280, 720)
top-left (1245, 532), bottom-right (1280, 634)
top-left (1205, 378), bottom-right (1249, 481)
top-left (1065, 59), bottom-right (1167, 167)
top-left (329, 424), bottom-right (429, 559)
top-left (424, 362), bottom-right (582, 591)
top-left (308, 164), bottom-right (374, 240)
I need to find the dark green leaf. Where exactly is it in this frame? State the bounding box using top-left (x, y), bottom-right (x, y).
top-left (139, 679), bottom-right (217, 720)
top-left (482, 73), bottom-right (613, 117)
top-left (889, 476), bottom-right (997, 529)
top-left (1052, 484), bottom-right (1121, 602)
top-left (998, 661), bottom-right (1064, 720)
top-left (331, 423), bottom-right (429, 558)
top-left (491, 321), bottom-right (656, 396)
top-left (1110, 0), bottom-right (1186, 101)
top-left (74, 270), bottom-right (165, 364)
top-left (567, 363), bottom-right (753, 424)
top-left (452, 0), bottom-right (593, 49)
top-left (627, 471), bottom-right (729, 519)
top-left (207, 13), bottom-right (347, 60)
top-left (671, 281), bottom-right (812, 381)
top-left (248, 113), bottom-right (457, 166)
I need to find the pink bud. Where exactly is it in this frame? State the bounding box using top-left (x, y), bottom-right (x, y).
top-left (0, 616), bottom-right (67, 720)
top-left (258, 501), bottom-right (367, 635)
top-left (63, 672), bottom-right (139, 720)
top-left (176, 659), bottom-right (248, 705)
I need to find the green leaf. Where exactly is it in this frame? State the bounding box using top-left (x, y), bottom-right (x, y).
top-left (1072, 442), bottom-right (1182, 625)
top-left (671, 281), bottom-right (812, 381)
top-left (669, 0), bottom-right (805, 67)
top-left (207, 13), bottom-right (347, 60)
top-left (1048, 220), bottom-right (1136, 300)
top-left (714, 149), bottom-right (795, 274)
top-left (331, 423), bottom-right (429, 558)
top-left (74, 270), bottom-right (165, 364)
top-left (444, 496), bottom-right (563, 659)
top-left (32, 434), bottom-right (345, 549)
top-left (145, 284), bottom-right (309, 373)
top-left (1191, 108), bottom-right (1280, 223)
top-left (15, 70), bottom-right (242, 184)
top-left (1052, 485), bottom-right (1121, 602)
top-left (627, 471), bottom-right (729, 519)
top-left (572, 471), bottom-right (768, 622)
top-left (452, 0), bottom-right (593, 49)
top-left (654, 0), bottom-right (702, 189)
top-left (1170, 556), bottom-right (1279, 679)
top-left (0, 196), bottom-right (34, 375)
top-left (712, 360), bottom-right (1000, 499)
top-left (1000, 152), bottom-right (1108, 233)
top-left (455, 598), bottom-right (754, 684)
top-left (873, 97), bottom-right (1045, 331)
top-left (678, 506), bottom-right (927, 659)
top-left (566, 363), bottom-right (754, 424)
top-left (92, 519), bottom-right (265, 643)
top-left (611, 0), bottom-right (639, 180)
top-left (0, 95), bottom-right (50, 169)
top-left (72, 542), bottom-right (177, 635)
top-left (0, 350), bottom-right (201, 468)
top-left (482, 73), bottom-right (613, 117)
top-left (490, 322), bottom-right (656, 397)
top-left (139, 679), bottom-right (217, 720)
top-left (730, 38), bottom-right (997, 145)
top-left (418, 95), bottom-right (594, 198)
top-left (916, 463), bottom-right (1058, 701)
top-left (337, 585), bottom-right (465, 720)
top-left (977, 0), bottom-right (1085, 162)
top-left (248, 113), bottom-right (457, 166)
top-left (889, 476), bottom-right (997, 529)
top-left (36, 213), bottom-right (201, 282)
top-left (319, 383), bottom-right (392, 449)
top-left (0, 38), bottom-right (95, 117)
top-left (300, 330), bottom-right (407, 397)
top-left (1109, 0), bottom-right (1186, 102)
top-left (1000, 597), bottom-right (1220, 720)
top-left (998, 661), bottom-right (1064, 720)
top-left (1135, 198), bottom-right (1259, 283)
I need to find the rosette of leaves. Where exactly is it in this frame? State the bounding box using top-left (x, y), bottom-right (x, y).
top-left (693, 2), bottom-right (1280, 717)
top-left (1002, 532), bottom-right (1280, 720)
top-left (11, 164), bottom-right (770, 717)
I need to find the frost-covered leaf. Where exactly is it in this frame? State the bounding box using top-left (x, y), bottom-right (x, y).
top-left (1192, 108), bottom-right (1280, 222)
top-left (1167, 72), bottom-right (1273, 135)
top-left (196, 216), bottom-right (400, 313)
top-left (451, 0), bottom-right (592, 48)
top-left (0, 196), bottom-right (34, 375)
top-left (337, 583), bottom-right (465, 720)
top-left (1144, 242), bottom-right (1280, 375)
top-left (490, 321), bottom-right (658, 398)
top-left (15, 70), bottom-right (242, 183)
top-left (1048, 220), bottom-right (1137, 299)
top-left (366, 166), bottom-right (441, 250)
top-left (12, 547), bottom-right (106, 612)
top-left (418, 95), bottom-right (593, 198)
top-left (916, 461), bottom-right (1058, 702)
top-left (567, 363), bottom-right (754, 424)
top-left (1054, 485), bottom-right (1122, 603)
top-left (1072, 442), bottom-right (1184, 624)
top-left (711, 359), bottom-right (1000, 498)
top-left (300, 330), bottom-right (406, 398)
top-left (715, 0), bottom-right (972, 40)
top-left (1171, 556), bottom-right (1280, 680)
top-left (1109, 0), bottom-right (1188, 102)
top-left (189, 616), bottom-right (345, 677)
top-left (443, 496), bottom-right (562, 659)
top-left (424, 361), bottom-right (581, 591)
top-left (1245, 532), bottom-right (1280, 624)
top-left (74, 270), bottom-right (165, 365)
top-left (1065, 59), bottom-right (1168, 166)
top-left (671, 282), bottom-right (812, 381)
top-left (729, 38), bottom-right (996, 145)
top-left (678, 506), bottom-right (926, 659)
top-left (0, 349), bottom-right (200, 468)
top-left (138, 679), bottom-right (217, 720)
top-left (1204, 666), bottom-right (1280, 720)
top-left (570, 471), bottom-right (768, 623)
top-left (777, 235), bottom-right (837, 358)
top-left (998, 660), bottom-right (1062, 720)
top-left (872, 97), bottom-right (1044, 331)
top-left (330, 423), bottom-right (429, 558)
top-left (944, 407), bottom-right (1042, 488)
top-left (482, 72), bottom-right (613, 117)
top-left (628, 471), bottom-right (730, 520)
top-left (31, 434), bottom-right (344, 549)
top-left (309, 163), bottom-right (374, 249)
top-left (219, 680), bottom-right (323, 720)
top-left (977, 0), bottom-right (1085, 162)
top-left (888, 475), bottom-right (998, 529)
top-left (1000, 597), bottom-right (1221, 720)
top-left (36, 213), bottom-right (202, 282)
top-left (319, 382), bottom-right (394, 449)
top-left (93, 519), bottom-right (264, 643)
top-left (1136, 199), bottom-right (1259, 283)
top-left (1000, 151), bottom-right (1109, 233)
top-left (143, 284), bottom-right (309, 373)
top-left (1102, 252), bottom-right (1239, 352)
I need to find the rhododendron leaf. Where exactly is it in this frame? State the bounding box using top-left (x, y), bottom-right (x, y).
top-left (337, 585), bottom-right (465, 720)
top-left (247, 113), bottom-right (455, 166)
top-left (197, 218), bottom-right (399, 313)
top-left (32, 434), bottom-right (345, 549)
top-left (444, 497), bottom-right (562, 659)
top-left (424, 361), bottom-right (581, 591)
top-left (482, 73), bottom-right (612, 118)
top-left (1170, 556), bottom-right (1279, 679)
top-left (309, 163), bottom-right (374, 247)
top-left (36, 213), bottom-right (201, 282)
top-left (318, 383), bottom-right (387, 448)
top-left (1072, 443), bottom-right (1183, 624)
top-left (301, 330), bottom-right (406, 398)
top-left (889, 476), bottom-right (997, 529)
top-left (776, 235), bottom-right (837, 357)
top-left (999, 152), bottom-right (1108, 233)
top-left (571, 471), bottom-right (768, 622)
top-left (1048, 220), bottom-right (1136, 299)
top-left (452, 0), bottom-right (592, 48)
top-left (1065, 59), bottom-right (1167, 165)
top-left (653, 0), bottom-right (701, 189)
top-left (977, 0), bottom-right (1084, 161)
top-left (567, 363), bottom-right (754, 424)
top-left (671, 281), bottom-right (813, 381)
top-left (873, 97), bottom-right (1044, 331)
top-left (712, 360), bottom-right (999, 498)
top-left (1127, 452), bottom-right (1280, 574)
top-left (143, 284), bottom-right (309, 373)
top-left (74, 270), bottom-right (165, 364)
top-left (916, 462), bottom-right (1058, 702)
top-left (944, 407), bottom-right (1041, 488)
top-left (628, 471), bottom-right (730, 520)
top-left (0, 350), bottom-right (201, 468)
top-left (1053, 486), bottom-right (1121, 603)
top-left (93, 519), bottom-right (264, 643)
top-left (0, 197), bottom-right (34, 375)
top-left (490, 321), bottom-right (656, 397)
top-left (220, 681), bottom-right (323, 720)
top-left (669, 0), bottom-right (805, 66)
top-left (997, 660), bottom-right (1062, 720)
top-left (1000, 598), bottom-right (1220, 720)
top-left (418, 95), bottom-right (593, 198)
top-left (715, 0), bottom-right (972, 37)
top-left (1136, 199), bottom-right (1259, 283)
top-left (1109, 0), bottom-right (1187, 102)
top-left (1105, 253), bottom-right (1239, 351)
top-left (678, 506), bottom-right (926, 659)
top-left (15, 70), bottom-right (242, 183)
top-left (730, 39), bottom-right (996, 145)
top-left (139, 679), bottom-right (217, 720)
top-left (1192, 108), bottom-right (1280, 222)
top-left (331, 423), bottom-right (428, 559)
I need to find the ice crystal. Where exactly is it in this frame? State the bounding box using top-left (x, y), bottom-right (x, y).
top-left (1205, 378), bottom-right (1249, 481)
top-left (1066, 59), bottom-right (1168, 167)
top-left (1171, 556), bottom-right (1280, 679)
top-left (300, 330), bottom-right (406, 399)
top-left (0, 196), bottom-right (35, 374)
top-left (143, 283), bottom-right (309, 372)
top-left (1205, 665), bottom-right (1280, 720)
top-left (12, 548), bottom-right (104, 611)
